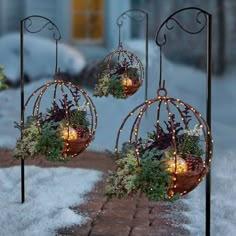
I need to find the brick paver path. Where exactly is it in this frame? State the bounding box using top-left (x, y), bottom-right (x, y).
top-left (1, 149), bottom-right (190, 236)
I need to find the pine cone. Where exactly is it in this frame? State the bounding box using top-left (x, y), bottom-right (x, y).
top-left (75, 126), bottom-right (89, 139)
top-left (185, 155), bottom-right (203, 171)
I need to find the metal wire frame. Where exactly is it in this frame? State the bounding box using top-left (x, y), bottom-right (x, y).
top-left (22, 15), bottom-right (61, 73)
top-left (154, 7), bottom-right (212, 236)
top-left (97, 48), bottom-right (144, 97)
top-left (20, 15), bottom-right (61, 203)
top-left (116, 9), bottom-right (149, 101)
top-left (23, 80), bottom-right (97, 157)
top-left (115, 88), bottom-right (213, 197)
top-left (155, 7), bottom-right (209, 88)
top-left (23, 15), bottom-right (61, 40)
top-left (155, 8), bottom-right (208, 47)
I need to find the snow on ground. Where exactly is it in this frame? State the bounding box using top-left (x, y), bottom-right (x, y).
top-left (181, 149), bottom-right (236, 236)
top-left (0, 166), bottom-right (102, 236)
top-left (0, 41), bottom-right (236, 235)
top-left (0, 33), bottom-right (86, 83)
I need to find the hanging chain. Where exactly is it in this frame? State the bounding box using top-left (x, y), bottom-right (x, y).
top-left (55, 39), bottom-right (58, 75)
top-left (118, 24), bottom-right (123, 49)
top-left (159, 45), bottom-right (163, 88)
top-left (157, 45), bottom-right (167, 96)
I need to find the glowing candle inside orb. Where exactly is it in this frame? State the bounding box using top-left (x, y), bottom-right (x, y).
top-left (61, 127), bottom-right (77, 140)
top-left (166, 156), bottom-right (188, 173)
top-left (122, 76), bottom-right (133, 87)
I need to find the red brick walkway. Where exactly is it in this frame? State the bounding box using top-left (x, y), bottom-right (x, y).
top-left (0, 149), bottom-right (190, 236)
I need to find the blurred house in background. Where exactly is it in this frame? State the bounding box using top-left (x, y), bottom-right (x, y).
top-left (132, 0), bottom-right (236, 75)
top-left (0, 0), bottom-right (130, 60)
top-left (0, 0), bottom-right (234, 74)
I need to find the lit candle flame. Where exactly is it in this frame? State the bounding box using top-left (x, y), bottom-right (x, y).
top-left (121, 76), bottom-right (133, 87)
top-left (166, 156), bottom-right (187, 173)
top-left (61, 127), bottom-right (77, 140)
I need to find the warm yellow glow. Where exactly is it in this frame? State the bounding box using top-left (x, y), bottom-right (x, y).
top-left (61, 127), bottom-right (78, 140)
top-left (166, 156), bottom-right (188, 173)
top-left (121, 77), bottom-right (133, 87)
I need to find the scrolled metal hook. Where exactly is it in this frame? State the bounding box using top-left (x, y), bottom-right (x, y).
top-left (22, 15), bottom-right (61, 41)
top-left (155, 7), bottom-right (209, 47)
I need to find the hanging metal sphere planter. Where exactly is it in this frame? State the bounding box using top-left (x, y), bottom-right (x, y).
top-left (106, 85), bottom-right (213, 201)
top-left (94, 18), bottom-right (144, 99)
top-left (94, 48), bottom-right (144, 99)
top-left (14, 73), bottom-right (97, 162)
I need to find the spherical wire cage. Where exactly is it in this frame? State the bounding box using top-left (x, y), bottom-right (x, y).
top-left (94, 48), bottom-right (144, 98)
top-left (115, 87), bottom-right (213, 198)
top-left (22, 75), bottom-right (97, 161)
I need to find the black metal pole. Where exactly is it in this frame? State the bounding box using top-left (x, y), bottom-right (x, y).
top-left (154, 7), bottom-right (213, 236)
top-left (19, 15), bottom-right (61, 203)
top-left (145, 12), bottom-right (149, 102)
top-left (206, 14), bottom-right (212, 236)
top-left (20, 20), bottom-right (25, 204)
top-left (55, 39), bottom-right (58, 73)
top-left (116, 9), bottom-right (149, 101)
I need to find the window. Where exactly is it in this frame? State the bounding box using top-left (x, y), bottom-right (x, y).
top-left (72, 0), bottom-right (104, 42)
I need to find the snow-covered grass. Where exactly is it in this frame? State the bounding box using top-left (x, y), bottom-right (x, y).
top-left (181, 150), bottom-right (236, 236)
top-left (0, 41), bottom-right (236, 235)
top-left (0, 166), bottom-right (102, 236)
top-left (0, 33), bottom-right (86, 83)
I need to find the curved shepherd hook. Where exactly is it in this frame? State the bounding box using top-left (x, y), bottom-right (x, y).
top-left (116, 9), bottom-right (149, 101)
top-left (20, 15), bottom-right (61, 203)
top-left (155, 7), bottom-right (212, 236)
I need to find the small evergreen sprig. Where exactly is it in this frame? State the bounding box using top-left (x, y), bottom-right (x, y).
top-left (0, 66), bottom-right (8, 91)
top-left (106, 122), bottom-right (204, 202)
top-left (44, 93), bottom-right (90, 131)
top-left (177, 134), bottom-right (204, 157)
top-left (14, 120), bottom-right (41, 160)
top-left (94, 74), bottom-right (110, 97)
top-left (135, 157), bottom-right (176, 202)
top-left (14, 119), bottom-right (70, 162)
top-left (69, 109), bottom-right (90, 129)
top-left (178, 124), bottom-right (204, 157)
top-left (105, 144), bottom-right (179, 201)
top-left (107, 77), bottom-right (125, 99)
top-left (94, 65), bottom-right (140, 99)
top-left (14, 95), bottom-right (90, 162)
top-left (142, 120), bottom-right (204, 159)
top-left (105, 149), bottom-right (141, 199)
top-left (125, 67), bottom-right (139, 78)
top-left (106, 142), bottom-right (135, 159)
top-left (36, 121), bottom-right (70, 162)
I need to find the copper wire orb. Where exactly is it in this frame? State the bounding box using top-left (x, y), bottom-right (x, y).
top-left (96, 49), bottom-right (144, 98)
top-left (23, 79), bottom-right (97, 159)
top-left (115, 88), bottom-right (213, 197)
